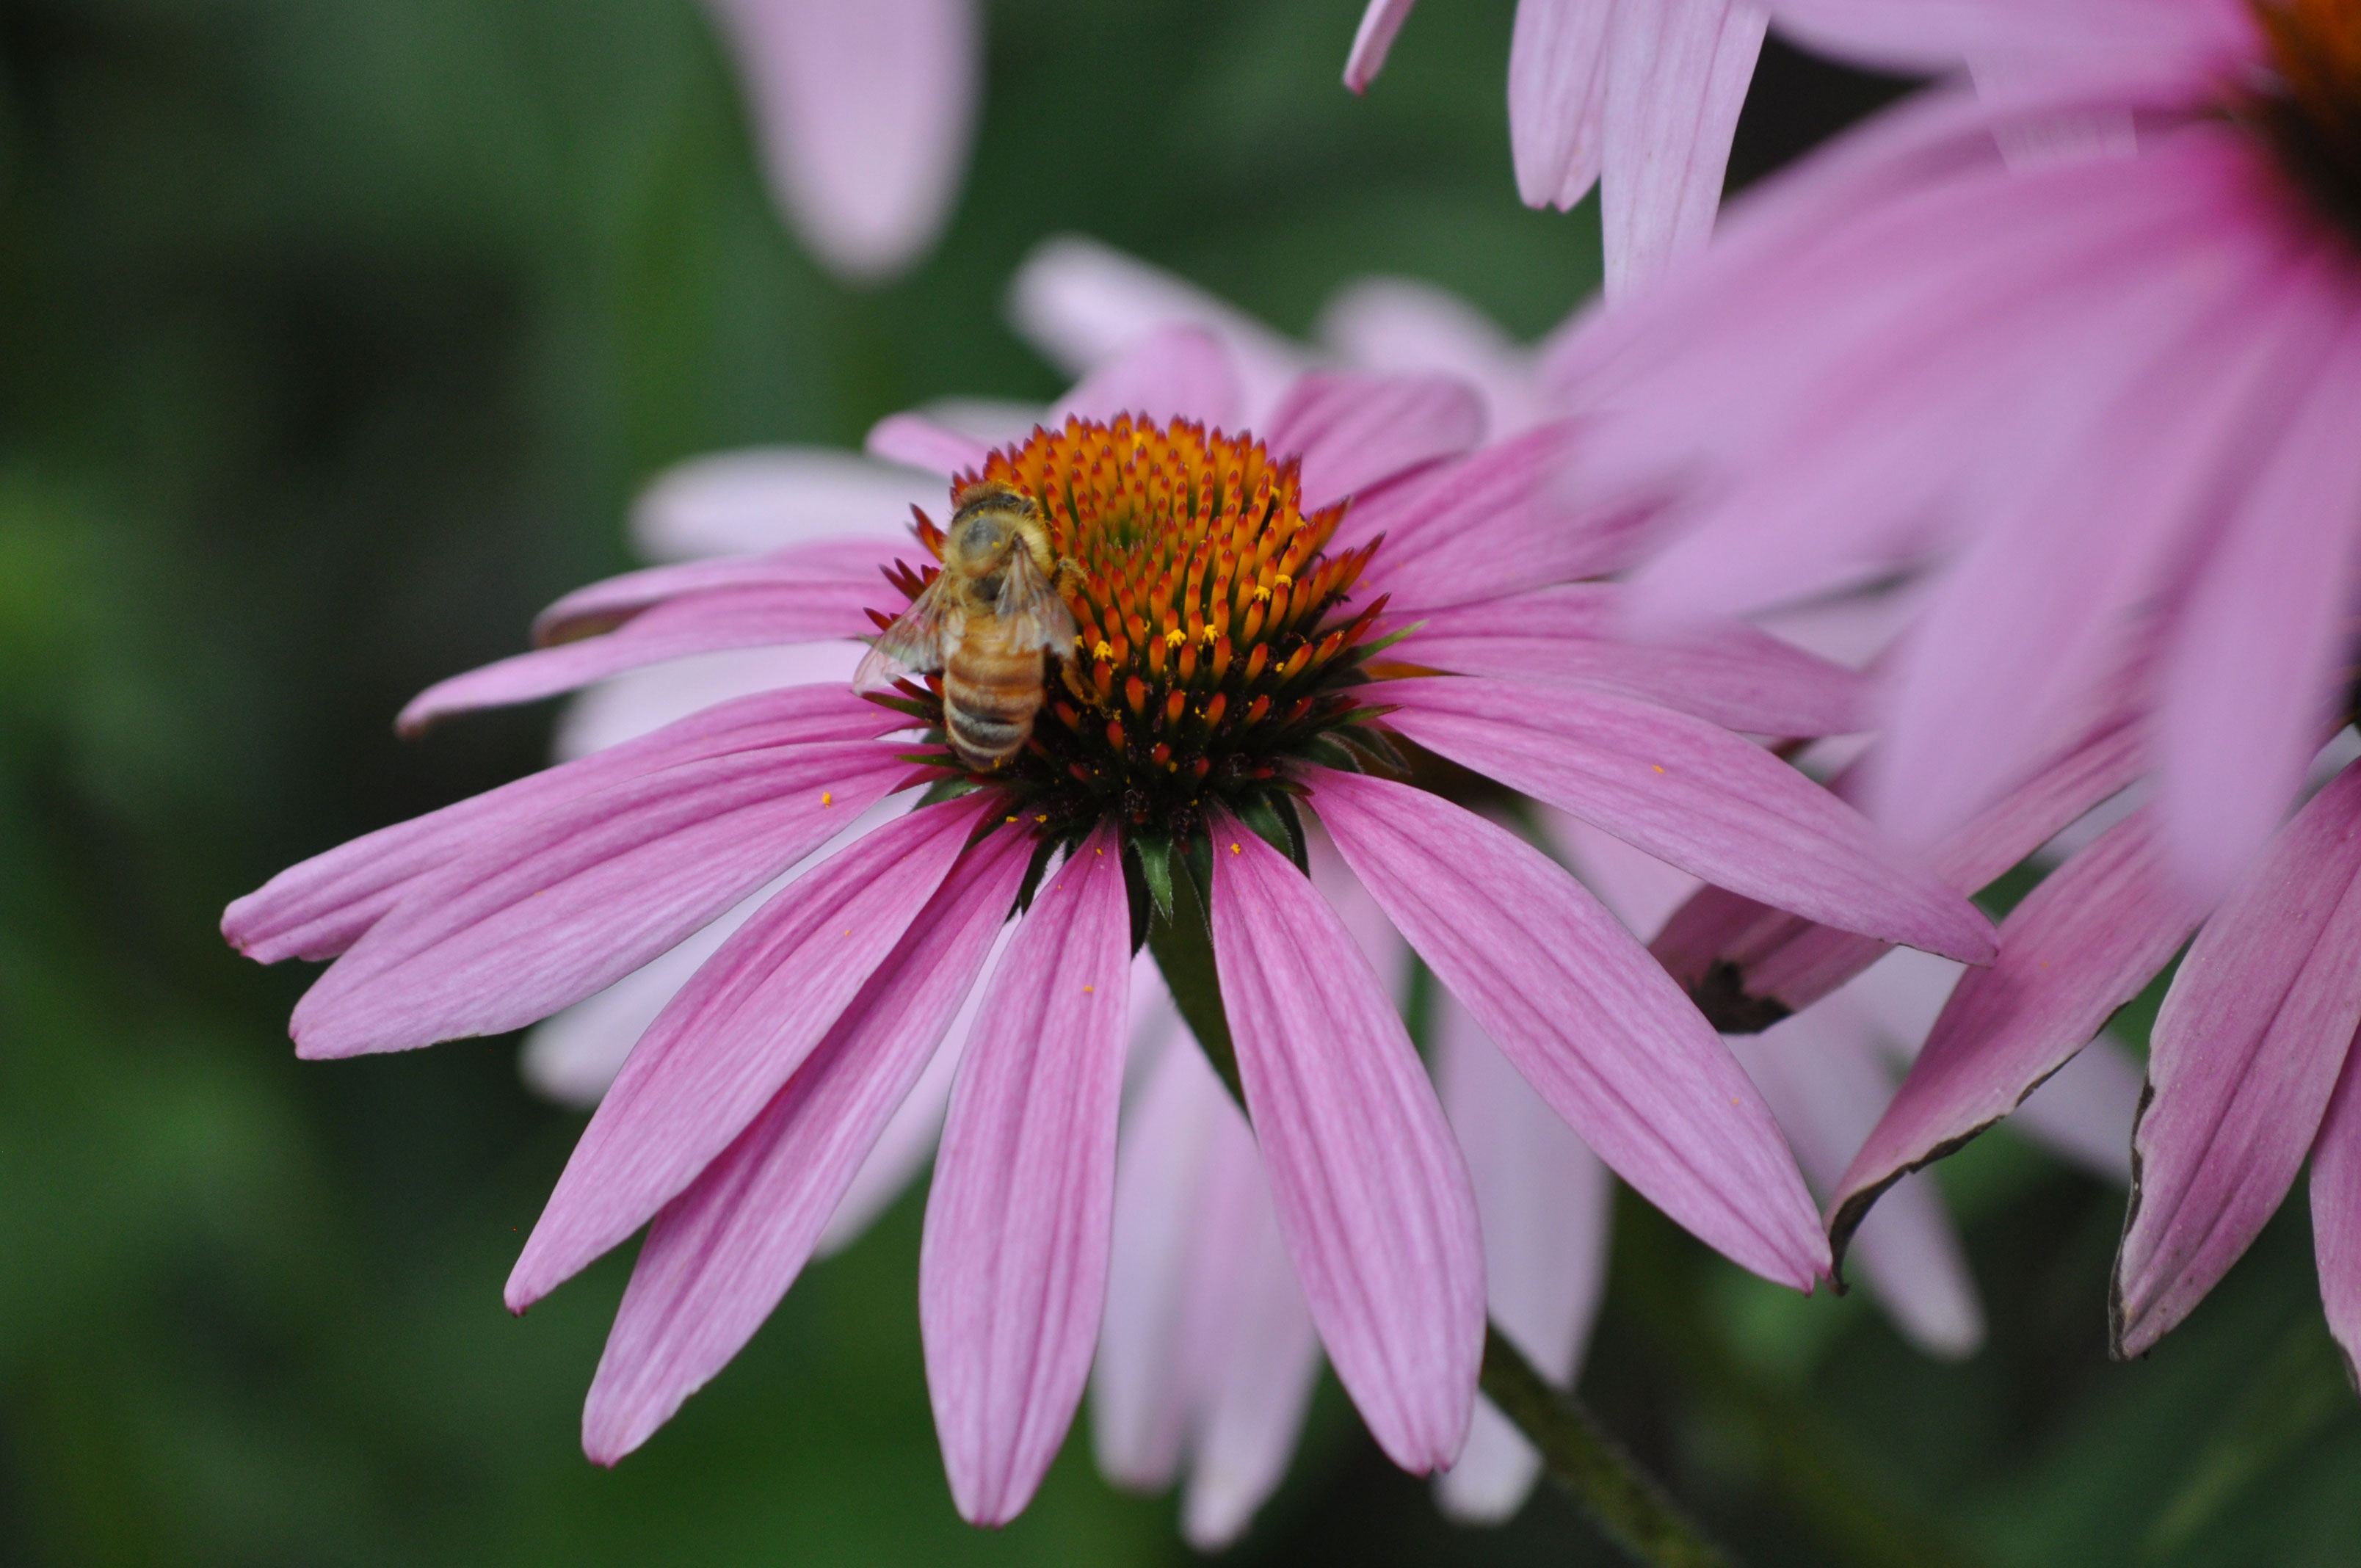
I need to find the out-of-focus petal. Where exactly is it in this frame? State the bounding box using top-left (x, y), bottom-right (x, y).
top-left (865, 411), bottom-right (993, 476)
top-left (507, 795), bottom-right (987, 1309)
top-left (2116, 764), bottom-right (2361, 1356)
top-left (554, 644), bottom-right (866, 760)
top-left (1261, 371), bottom-right (1487, 508)
top-left (1508, 0), bottom-right (1614, 210)
top-left (2308, 1043), bottom-right (2361, 1383)
top-left (1209, 818), bottom-right (1484, 1473)
top-left (2009, 1031), bottom-right (2141, 1184)
top-left (1432, 990), bottom-right (1611, 1523)
top-left (1316, 277), bottom-right (1548, 435)
top-left (1051, 325), bottom-right (1244, 432)
top-left (576, 824), bottom-right (1028, 1461)
top-left (1600, 0), bottom-right (1768, 294)
top-left (288, 739), bottom-right (915, 1059)
top-left (1007, 236), bottom-right (1306, 420)
top-left (1831, 810), bottom-right (2200, 1266)
top-left (1382, 676), bottom-right (1994, 964)
top-left (1538, 805), bottom-right (1700, 942)
top-left (1345, 0), bottom-right (1422, 90)
top-left (922, 825), bottom-right (1132, 1525)
top-left (707, 0), bottom-right (980, 283)
top-left (1311, 769), bottom-right (1825, 1286)
top-left (1761, 0), bottom-right (2257, 84)
top-left (630, 448), bottom-right (940, 561)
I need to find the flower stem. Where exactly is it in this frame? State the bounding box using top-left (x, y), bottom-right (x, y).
top-left (1480, 1326), bottom-right (1736, 1568)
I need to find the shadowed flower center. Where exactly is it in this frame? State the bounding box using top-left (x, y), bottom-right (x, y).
top-left (2255, 0), bottom-right (2361, 235)
top-left (870, 414), bottom-right (1404, 861)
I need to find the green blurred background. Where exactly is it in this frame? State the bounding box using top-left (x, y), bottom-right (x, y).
top-left (1, 1), bottom-right (2355, 1563)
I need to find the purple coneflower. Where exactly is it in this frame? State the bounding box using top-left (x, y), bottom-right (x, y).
top-left (223, 331), bottom-right (1992, 1524)
top-left (1346, 0), bottom-right (1770, 293)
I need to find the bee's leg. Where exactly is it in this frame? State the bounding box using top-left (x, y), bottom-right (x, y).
top-left (1054, 556), bottom-right (1084, 597)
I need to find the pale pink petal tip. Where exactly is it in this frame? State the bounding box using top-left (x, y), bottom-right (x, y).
top-left (711, 0), bottom-right (982, 283)
top-left (866, 410), bottom-right (994, 476)
top-left (1344, 0), bottom-right (1419, 92)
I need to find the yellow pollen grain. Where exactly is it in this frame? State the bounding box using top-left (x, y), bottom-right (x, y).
top-left (1252, 585), bottom-right (1271, 601)
top-left (1164, 628), bottom-right (1186, 647)
top-left (1200, 625), bottom-right (1218, 644)
top-left (1094, 640), bottom-right (1114, 661)
top-left (1035, 813), bottom-right (1048, 823)
top-left (1230, 842), bottom-right (1241, 854)
top-left (1651, 765), bottom-right (1664, 774)
top-left (1084, 985), bottom-right (1095, 993)
top-left (822, 791), bottom-right (833, 806)
top-left (1006, 815), bottom-right (1018, 824)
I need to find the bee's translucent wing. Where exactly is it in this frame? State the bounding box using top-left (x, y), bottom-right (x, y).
top-left (854, 578), bottom-right (951, 692)
top-left (996, 551), bottom-right (1079, 654)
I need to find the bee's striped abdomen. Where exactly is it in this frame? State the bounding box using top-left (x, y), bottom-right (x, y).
top-left (943, 621), bottom-right (1046, 770)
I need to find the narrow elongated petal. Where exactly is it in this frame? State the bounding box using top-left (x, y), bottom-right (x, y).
top-left (530, 538), bottom-right (899, 645)
top-left (291, 739), bottom-right (913, 1059)
top-left (1344, 0), bottom-right (1420, 90)
top-left (225, 684), bottom-right (894, 964)
top-left (1831, 811), bottom-right (2200, 1264)
top-left (1432, 992), bottom-right (1610, 1523)
top-left (630, 449), bottom-right (938, 560)
top-left (1382, 677), bottom-right (1993, 963)
top-left (508, 796), bottom-right (987, 1308)
top-left (579, 825), bottom-right (1029, 1460)
top-left (922, 825), bottom-right (1132, 1525)
top-left (708, 0), bottom-right (979, 282)
top-left (866, 410), bottom-right (993, 475)
top-left (1507, 0), bottom-right (1614, 210)
top-left (1311, 770), bottom-right (1824, 1285)
top-left (1050, 325), bottom-right (1243, 431)
top-left (1404, 582), bottom-right (1871, 736)
top-left (397, 584), bottom-right (885, 733)
top-left (2116, 765), bottom-right (2361, 1356)
top-left (1600, 0), bottom-right (1768, 294)
top-left (551, 643), bottom-right (866, 761)
top-left (1209, 817), bottom-right (1484, 1473)
top-left (1259, 371), bottom-right (1485, 508)
top-left (2309, 1045), bottom-right (2361, 1382)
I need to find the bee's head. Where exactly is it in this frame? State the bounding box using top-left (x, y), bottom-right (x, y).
top-left (947, 483), bottom-right (1039, 569)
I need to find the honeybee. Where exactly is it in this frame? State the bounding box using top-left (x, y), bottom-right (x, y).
top-left (856, 482), bottom-right (1080, 772)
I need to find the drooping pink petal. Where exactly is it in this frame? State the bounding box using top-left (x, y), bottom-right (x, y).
top-left (629, 448), bottom-right (940, 560)
top-left (288, 738), bottom-right (916, 1060)
top-left (2116, 764), bottom-right (2361, 1357)
top-left (1174, 1093), bottom-right (1324, 1550)
top-left (224, 683), bottom-right (898, 965)
top-left (577, 824), bottom-right (1029, 1461)
top-left (1049, 325), bottom-right (1244, 432)
top-left (530, 537), bottom-right (899, 645)
top-left (921, 824), bottom-right (1133, 1526)
top-left (1431, 990), bottom-right (1610, 1524)
top-left (1404, 582), bottom-right (1871, 737)
top-left (1208, 816), bottom-right (1484, 1473)
top-left (1007, 236), bottom-right (1306, 421)
top-left (507, 795), bottom-right (988, 1309)
top-left (1598, 0), bottom-right (1769, 294)
top-left (551, 643), bottom-right (866, 761)
top-left (397, 584), bottom-right (888, 734)
top-left (1728, 1001), bottom-right (1982, 1357)
top-left (2308, 1043), bottom-right (2361, 1383)
top-left (865, 410), bottom-right (993, 476)
top-left (2011, 1031), bottom-right (2141, 1184)
top-left (1830, 810), bottom-right (2202, 1266)
top-left (1650, 699), bottom-right (2144, 1019)
top-left (2154, 308), bottom-right (2361, 899)
top-left (1259, 371), bottom-right (1486, 509)
top-left (1381, 676), bottom-right (1993, 963)
top-left (1343, 0), bottom-right (1421, 91)
top-left (1506, 0), bottom-right (1612, 210)
top-left (706, 0), bottom-right (980, 283)
top-left (1310, 769), bottom-right (1824, 1286)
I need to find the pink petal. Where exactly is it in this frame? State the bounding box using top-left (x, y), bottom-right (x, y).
top-left (1049, 325), bottom-right (1243, 432)
top-left (506, 795), bottom-right (987, 1309)
top-left (1208, 816), bottom-right (1484, 1473)
top-left (1830, 810), bottom-right (2202, 1266)
top-left (1344, 0), bottom-right (1420, 90)
top-left (1381, 675), bottom-right (1994, 963)
top-left (1432, 990), bottom-right (1611, 1523)
top-left (2308, 1044), bottom-right (2361, 1384)
top-left (865, 410), bottom-right (993, 475)
top-left (1259, 371), bottom-right (1486, 509)
top-left (1538, 805), bottom-right (1702, 942)
top-left (530, 538), bottom-right (897, 645)
top-left (1310, 769), bottom-right (1824, 1285)
top-left (2011, 1031), bottom-right (2141, 1184)
top-left (1313, 277), bottom-right (1551, 435)
top-left (1506, 0), bottom-right (1612, 210)
top-left (706, 0), bottom-right (980, 283)
top-left (1728, 1001), bottom-right (1983, 1357)
top-left (288, 738), bottom-right (914, 1060)
top-left (552, 643), bottom-right (866, 761)
top-left (1599, 0), bottom-right (1769, 294)
top-left (2116, 763), bottom-right (2361, 1356)
top-left (1762, 0), bottom-right (2256, 81)
top-left (921, 824), bottom-right (1133, 1525)
top-left (577, 824), bottom-right (1029, 1461)
top-left (225, 683), bottom-right (896, 965)
top-left (1404, 582), bottom-right (1871, 736)
top-left (629, 449), bottom-right (937, 560)
top-left (398, 583), bottom-right (888, 734)
top-left (2155, 307), bottom-right (2361, 899)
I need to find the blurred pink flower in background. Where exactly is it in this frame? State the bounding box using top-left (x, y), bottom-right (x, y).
top-left (1345, 0), bottom-right (1769, 294)
top-left (706, 0), bottom-right (982, 282)
top-left (225, 315), bottom-right (1994, 1528)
